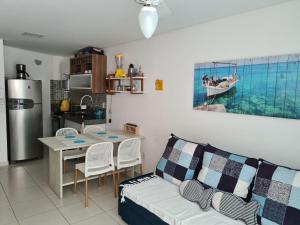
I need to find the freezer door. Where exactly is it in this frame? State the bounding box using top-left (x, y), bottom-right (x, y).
top-left (7, 79), bottom-right (42, 103)
top-left (8, 103), bottom-right (43, 161)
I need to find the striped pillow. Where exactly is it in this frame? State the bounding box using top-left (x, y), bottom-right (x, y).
top-left (212, 191), bottom-right (260, 225)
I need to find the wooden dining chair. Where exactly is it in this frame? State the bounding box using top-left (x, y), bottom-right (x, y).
top-left (73, 142), bottom-right (116, 207)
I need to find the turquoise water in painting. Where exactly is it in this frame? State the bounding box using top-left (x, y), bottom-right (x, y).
top-left (193, 58), bottom-right (300, 119)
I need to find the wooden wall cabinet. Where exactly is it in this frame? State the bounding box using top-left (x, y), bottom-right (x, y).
top-left (70, 54), bottom-right (107, 93)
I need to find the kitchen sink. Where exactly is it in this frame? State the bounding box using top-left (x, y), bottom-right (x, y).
top-left (64, 111), bottom-right (88, 115)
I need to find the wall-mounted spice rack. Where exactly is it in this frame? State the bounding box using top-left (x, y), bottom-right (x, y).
top-left (106, 75), bottom-right (146, 95)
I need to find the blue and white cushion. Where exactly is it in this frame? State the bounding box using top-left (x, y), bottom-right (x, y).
top-left (197, 144), bottom-right (259, 199)
top-left (251, 160), bottom-right (300, 225)
top-left (156, 134), bottom-right (205, 185)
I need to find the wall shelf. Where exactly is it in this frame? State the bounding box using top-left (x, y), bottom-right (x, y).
top-left (106, 76), bottom-right (146, 80)
top-left (106, 75), bottom-right (146, 95)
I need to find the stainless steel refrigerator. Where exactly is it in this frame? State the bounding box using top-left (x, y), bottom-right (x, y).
top-left (7, 79), bottom-right (43, 161)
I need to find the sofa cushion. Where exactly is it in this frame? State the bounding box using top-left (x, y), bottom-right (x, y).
top-left (156, 134), bottom-right (205, 185)
top-left (251, 160), bottom-right (300, 225)
top-left (120, 174), bottom-right (244, 225)
top-left (197, 144), bottom-right (258, 199)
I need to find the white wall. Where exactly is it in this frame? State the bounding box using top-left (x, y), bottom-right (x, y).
top-left (4, 46), bottom-right (69, 137)
top-left (105, 0), bottom-right (300, 172)
top-left (0, 39), bottom-right (8, 165)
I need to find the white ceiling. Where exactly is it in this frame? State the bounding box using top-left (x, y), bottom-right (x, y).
top-left (0, 0), bottom-right (291, 55)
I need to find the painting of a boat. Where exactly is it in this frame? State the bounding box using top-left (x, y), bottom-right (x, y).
top-left (193, 54), bottom-right (300, 120)
top-left (202, 62), bottom-right (239, 97)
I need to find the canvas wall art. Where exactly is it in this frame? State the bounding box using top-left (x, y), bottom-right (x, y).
top-left (193, 54), bottom-right (300, 119)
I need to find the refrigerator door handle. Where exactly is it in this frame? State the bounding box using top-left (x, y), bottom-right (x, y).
top-left (8, 98), bottom-right (34, 110)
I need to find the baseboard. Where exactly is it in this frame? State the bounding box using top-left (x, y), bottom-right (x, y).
top-left (0, 161), bottom-right (9, 166)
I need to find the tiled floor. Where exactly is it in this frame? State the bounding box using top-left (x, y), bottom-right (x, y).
top-left (0, 154), bottom-right (127, 225)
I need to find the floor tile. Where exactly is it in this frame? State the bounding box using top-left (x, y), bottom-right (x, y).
top-left (107, 209), bottom-right (127, 225)
top-left (0, 157), bottom-right (128, 225)
top-left (26, 170), bottom-right (49, 186)
top-left (39, 184), bottom-right (55, 196)
top-left (90, 192), bottom-right (118, 211)
top-left (5, 185), bottom-right (45, 203)
top-left (48, 189), bottom-right (84, 208)
top-left (59, 201), bottom-right (103, 224)
top-left (1, 173), bottom-right (36, 192)
top-left (11, 195), bottom-right (55, 220)
top-left (72, 212), bottom-right (119, 225)
top-left (0, 206), bottom-right (18, 225)
top-left (0, 165), bottom-right (26, 178)
top-left (19, 210), bottom-right (69, 225)
top-left (0, 187), bottom-right (10, 207)
top-left (78, 179), bottom-right (114, 196)
top-left (0, 195), bottom-right (10, 208)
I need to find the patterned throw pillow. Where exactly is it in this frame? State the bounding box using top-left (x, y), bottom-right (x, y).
top-left (212, 192), bottom-right (260, 225)
top-left (156, 134), bottom-right (205, 185)
top-left (197, 144), bottom-right (258, 199)
top-left (251, 161), bottom-right (300, 225)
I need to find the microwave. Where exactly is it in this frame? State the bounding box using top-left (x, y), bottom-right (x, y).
top-left (69, 73), bottom-right (92, 90)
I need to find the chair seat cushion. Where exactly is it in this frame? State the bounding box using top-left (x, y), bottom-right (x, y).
top-left (63, 149), bottom-right (86, 160)
top-left (120, 175), bottom-right (244, 225)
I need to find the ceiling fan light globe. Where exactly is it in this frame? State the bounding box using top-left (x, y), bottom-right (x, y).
top-left (139, 6), bottom-right (158, 39)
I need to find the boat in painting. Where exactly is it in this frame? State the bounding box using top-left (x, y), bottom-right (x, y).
top-left (202, 62), bottom-right (239, 97)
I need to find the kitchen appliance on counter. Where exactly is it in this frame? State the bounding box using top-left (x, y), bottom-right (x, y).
top-left (115, 54), bottom-right (125, 77)
top-left (7, 79), bottom-right (43, 162)
top-left (60, 99), bottom-right (70, 112)
top-left (16, 64), bottom-right (30, 79)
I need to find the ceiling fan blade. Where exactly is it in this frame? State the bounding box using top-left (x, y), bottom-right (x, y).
top-left (157, 0), bottom-right (172, 18)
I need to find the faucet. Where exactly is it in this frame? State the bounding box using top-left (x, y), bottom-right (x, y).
top-left (80, 95), bottom-right (93, 110)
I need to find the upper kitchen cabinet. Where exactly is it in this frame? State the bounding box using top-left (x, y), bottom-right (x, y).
top-left (69, 54), bottom-right (107, 93)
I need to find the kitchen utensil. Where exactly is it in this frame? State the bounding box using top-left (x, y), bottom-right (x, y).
top-left (128, 64), bottom-right (134, 76)
top-left (16, 64), bottom-right (30, 79)
top-left (60, 99), bottom-right (70, 112)
top-left (115, 54), bottom-right (126, 77)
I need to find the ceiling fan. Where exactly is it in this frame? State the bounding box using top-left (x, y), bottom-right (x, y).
top-left (135, 0), bottom-right (171, 39)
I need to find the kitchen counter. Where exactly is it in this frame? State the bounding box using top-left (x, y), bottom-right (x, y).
top-left (63, 112), bottom-right (106, 125)
top-left (52, 111), bottom-right (106, 126)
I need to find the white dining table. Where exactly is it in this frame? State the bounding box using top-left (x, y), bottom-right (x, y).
top-left (38, 130), bottom-right (143, 199)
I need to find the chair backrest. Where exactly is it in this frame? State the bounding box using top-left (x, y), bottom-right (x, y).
top-left (56, 128), bottom-right (78, 137)
top-left (85, 142), bottom-right (114, 176)
top-left (83, 125), bottom-right (105, 134)
top-left (117, 138), bottom-right (141, 169)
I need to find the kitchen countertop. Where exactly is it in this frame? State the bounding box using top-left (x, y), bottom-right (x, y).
top-left (52, 111), bottom-right (106, 125)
